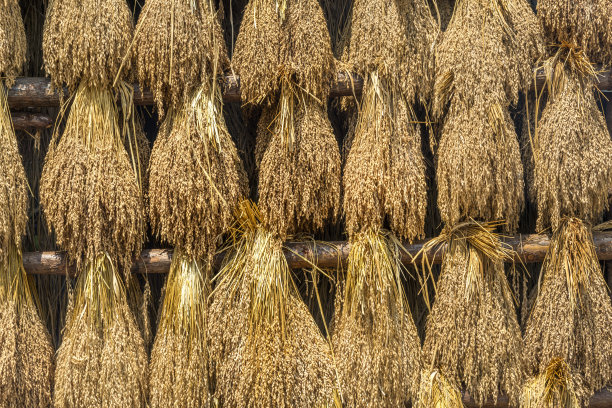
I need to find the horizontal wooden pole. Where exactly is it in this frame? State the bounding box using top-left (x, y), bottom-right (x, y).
top-left (21, 231), bottom-right (612, 276)
top-left (12, 112), bottom-right (53, 130)
top-left (9, 69), bottom-right (612, 110)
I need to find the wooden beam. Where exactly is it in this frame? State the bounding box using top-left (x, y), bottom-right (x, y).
top-left (10, 69), bottom-right (612, 110)
top-left (12, 112), bottom-right (53, 130)
top-left (21, 231), bottom-right (612, 276)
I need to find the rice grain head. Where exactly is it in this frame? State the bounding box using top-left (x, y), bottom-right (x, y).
top-left (134, 0), bottom-right (228, 113)
top-left (148, 82), bottom-right (247, 260)
top-left (332, 229), bottom-right (422, 407)
top-left (0, 0), bottom-right (26, 86)
top-left (40, 85), bottom-right (145, 272)
top-left (421, 222), bottom-right (525, 406)
top-left (343, 74), bottom-right (427, 240)
top-left (537, 0), bottom-right (612, 66)
top-left (53, 255), bottom-right (148, 408)
top-left (256, 94), bottom-right (341, 240)
top-left (436, 101), bottom-right (524, 231)
top-left (233, 0), bottom-right (335, 105)
top-left (42, 0), bottom-right (134, 90)
top-left (523, 218), bottom-right (612, 404)
top-left (434, 0), bottom-right (543, 116)
top-left (149, 254), bottom-right (212, 408)
top-left (209, 220), bottom-right (337, 408)
top-left (532, 67), bottom-right (612, 231)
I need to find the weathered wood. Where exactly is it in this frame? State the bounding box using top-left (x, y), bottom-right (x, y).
top-left (21, 231), bottom-right (612, 276)
top-left (12, 112), bottom-right (53, 130)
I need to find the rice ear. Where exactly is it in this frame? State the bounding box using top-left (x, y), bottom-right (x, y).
top-left (0, 0), bottom-right (26, 85)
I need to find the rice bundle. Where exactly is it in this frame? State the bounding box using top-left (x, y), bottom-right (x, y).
top-left (140, 2), bottom-right (248, 404)
top-left (522, 45), bottom-right (612, 406)
top-left (209, 1), bottom-right (341, 405)
top-left (41, 1), bottom-right (149, 406)
top-left (419, 1), bottom-right (542, 406)
top-left (0, 2), bottom-right (54, 406)
top-left (332, 0), bottom-right (435, 406)
top-left (537, 0), bottom-right (612, 67)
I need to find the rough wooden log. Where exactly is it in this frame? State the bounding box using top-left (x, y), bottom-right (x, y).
top-left (21, 231), bottom-right (612, 276)
top-left (11, 112), bottom-right (53, 130)
top-left (10, 69), bottom-right (612, 110)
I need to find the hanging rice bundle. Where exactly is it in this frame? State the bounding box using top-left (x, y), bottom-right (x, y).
top-left (210, 1), bottom-right (341, 405)
top-left (0, 3), bottom-right (54, 405)
top-left (41, 1), bottom-right (149, 406)
top-left (330, 0), bottom-right (436, 406)
top-left (419, 1), bottom-right (543, 406)
top-left (522, 49), bottom-right (612, 406)
top-left (144, 2), bottom-right (248, 401)
top-left (134, 0), bottom-right (228, 114)
top-left (537, 0), bottom-right (612, 67)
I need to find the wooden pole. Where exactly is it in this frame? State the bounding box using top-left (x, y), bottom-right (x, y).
top-left (12, 112), bottom-right (53, 130)
top-left (21, 231), bottom-right (612, 276)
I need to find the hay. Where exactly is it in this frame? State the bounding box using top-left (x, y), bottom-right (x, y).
top-left (149, 254), bottom-right (211, 408)
top-left (415, 369), bottom-right (464, 408)
top-left (421, 222), bottom-right (524, 406)
top-left (209, 219), bottom-right (336, 408)
top-left (256, 95), bottom-right (341, 239)
top-left (331, 229), bottom-right (422, 407)
top-left (40, 85), bottom-right (145, 272)
top-left (0, 0), bottom-right (26, 85)
top-left (342, 74), bottom-right (427, 240)
top-left (520, 359), bottom-right (582, 408)
top-left (134, 0), bottom-right (228, 113)
top-left (436, 101), bottom-right (525, 231)
top-left (232, 0), bottom-right (334, 105)
top-left (54, 256), bottom-right (148, 408)
top-left (347, 0), bottom-right (437, 105)
top-left (148, 82), bottom-right (247, 260)
top-left (523, 218), bottom-right (612, 405)
top-left (433, 0), bottom-right (543, 115)
top-left (532, 66), bottom-right (612, 231)
top-left (42, 0), bottom-right (134, 90)
top-left (537, 0), bottom-right (612, 66)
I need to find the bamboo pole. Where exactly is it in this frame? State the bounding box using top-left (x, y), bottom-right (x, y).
top-left (21, 231), bottom-right (612, 276)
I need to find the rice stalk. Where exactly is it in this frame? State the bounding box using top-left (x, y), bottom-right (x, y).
top-left (42, 0), bottom-right (134, 91)
top-left (420, 221), bottom-right (524, 406)
top-left (523, 218), bottom-right (612, 405)
top-left (332, 228), bottom-right (422, 407)
top-left (209, 202), bottom-right (337, 407)
top-left (149, 253), bottom-right (212, 407)
top-left (415, 369), bottom-right (464, 408)
top-left (54, 255), bottom-right (148, 408)
top-left (133, 0), bottom-right (228, 114)
top-left (0, 0), bottom-right (26, 85)
top-left (520, 358), bottom-right (582, 408)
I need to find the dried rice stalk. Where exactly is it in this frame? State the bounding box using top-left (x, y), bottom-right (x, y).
top-left (523, 218), bottom-right (612, 405)
top-left (256, 93), bottom-right (341, 240)
top-left (343, 74), bottom-right (427, 240)
top-left (134, 0), bottom-right (228, 114)
top-left (520, 359), bottom-right (582, 408)
top-left (415, 369), bottom-right (464, 408)
top-left (532, 61), bottom-right (612, 231)
top-left (537, 0), bottom-right (612, 66)
top-left (54, 255), bottom-right (148, 408)
top-left (232, 0), bottom-right (334, 105)
top-left (332, 229), bottom-right (422, 407)
top-left (42, 0), bottom-right (134, 90)
top-left (148, 81), bottom-right (247, 260)
top-left (347, 0), bottom-right (437, 104)
top-left (436, 101), bottom-right (525, 231)
top-left (149, 254), bottom-right (211, 408)
top-left (209, 203), bottom-right (337, 407)
top-left (421, 222), bottom-right (524, 406)
top-left (0, 0), bottom-right (26, 86)
top-left (40, 85), bottom-right (145, 272)
top-left (434, 0), bottom-right (543, 115)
